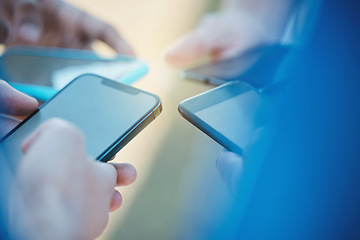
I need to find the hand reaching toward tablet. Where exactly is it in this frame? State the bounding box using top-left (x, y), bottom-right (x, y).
top-left (0, 0), bottom-right (134, 54)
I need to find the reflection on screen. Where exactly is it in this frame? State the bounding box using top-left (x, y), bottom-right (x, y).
top-left (195, 90), bottom-right (271, 150)
top-left (1, 76), bottom-right (157, 167)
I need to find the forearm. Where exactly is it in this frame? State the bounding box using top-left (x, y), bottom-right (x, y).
top-left (221, 0), bottom-right (300, 40)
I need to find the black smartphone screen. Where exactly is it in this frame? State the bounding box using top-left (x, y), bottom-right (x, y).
top-left (1, 74), bottom-right (161, 166)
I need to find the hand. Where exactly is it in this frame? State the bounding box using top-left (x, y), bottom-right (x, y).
top-left (216, 148), bottom-right (243, 196)
top-left (0, 80), bottom-right (38, 138)
top-left (0, 0), bottom-right (134, 54)
top-left (216, 127), bottom-right (273, 196)
top-left (165, 9), bottom-right (275, 68)
top-left (10, 118), bottom-right (137, 240)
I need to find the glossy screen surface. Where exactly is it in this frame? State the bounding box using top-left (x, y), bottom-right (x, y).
top-left (1, 75), bottom-right (158, 166)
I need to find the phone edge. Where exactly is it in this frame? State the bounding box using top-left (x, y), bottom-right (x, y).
top-left (1, 74), bottom-right (163, 163)
top-left (98, 100), bottom-right (162, 162)
top-left (177, 103), bottom-right (243, 155)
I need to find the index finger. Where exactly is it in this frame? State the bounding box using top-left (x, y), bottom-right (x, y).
top-left (12, 0), bottom-right (43, 43)
top-left (79, 12), bottom-right (134, 55)
top-left (165, 28), bottom-right (217, 68)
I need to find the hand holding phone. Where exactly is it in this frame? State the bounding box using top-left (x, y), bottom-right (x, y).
top-left (10, 117), bottom-right (137, 240)
top-left (1, 79), bottom-right (138, 239)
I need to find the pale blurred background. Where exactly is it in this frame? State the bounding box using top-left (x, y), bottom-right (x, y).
top-left (68, 0), bottom-right (234, 239)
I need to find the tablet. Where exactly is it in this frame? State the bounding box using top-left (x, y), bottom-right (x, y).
top-left (0, 46), bottom-right (148, 101)
top-left (178, 81), bottom-right (276, 154)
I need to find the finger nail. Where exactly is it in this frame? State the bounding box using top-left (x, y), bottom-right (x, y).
top-left (18, 23), bottom-right (41, 43)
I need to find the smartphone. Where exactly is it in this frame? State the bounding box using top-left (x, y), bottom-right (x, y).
top-left (0, 74), bottom-right (162, 167)
top-left (182, 44), bottom-right (290, 88)
top-left (0, 46), bottom-right (148, 101)
top-left (178, 81), bottom-right (275, 154)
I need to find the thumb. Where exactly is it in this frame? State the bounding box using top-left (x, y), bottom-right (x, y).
top-left (13, 1), bottom-right (42, 43)
top-left (0, 80), bottom-right (38, 116)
